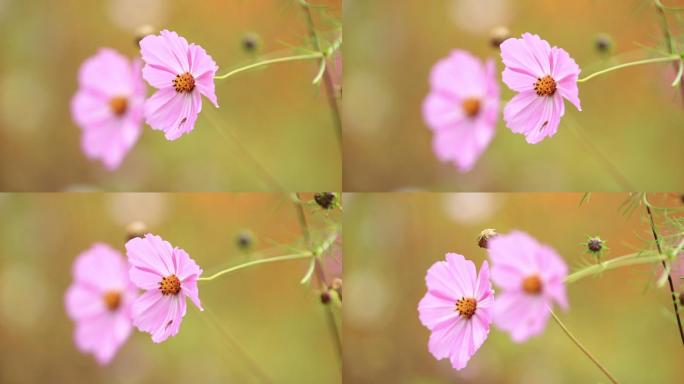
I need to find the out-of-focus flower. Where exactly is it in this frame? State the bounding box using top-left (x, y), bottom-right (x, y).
top-left (71, 49), bottom-right (145, 170)
top-left (65, 244), bottom-right (138, 364)
top-left (418, 253), bottom-right (494, 370)
top-left (423, 50), bottom-right (499, 172)
top-left (126, 234), bottom-right (203, 343)
top-left (487, 231), bottom-right (568, 342)
top-left (140, 30), bottom-right (218, 140)
top-left (500, 33), bottom-right (581, 144)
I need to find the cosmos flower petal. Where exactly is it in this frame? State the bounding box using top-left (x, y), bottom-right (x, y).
top-left (126, 234), bottom-right (203, 343)
top-left (140, 30), bottom-right (218, 139)
top-left (501, 33), bottom-right (581, 143)
top-left (419, 253), bottom-right (494, 371)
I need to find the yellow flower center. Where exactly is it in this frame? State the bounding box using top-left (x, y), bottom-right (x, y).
top-left (173, 72), bottom-right (195, 93)
top-left (534, 75), bottom-right (557, 97)
top-left (109, 96), bottom-right (128, 116)
top-left (461, 97), bottom-right (481, 118)
top-left (159, 274), bottom-right (181, 295)
top-left (455, 297), bottom-right (477, 319)
top-left (102, 290), bottom-right (122, 311)
top-left (522, 275), bottom-right (543, 294)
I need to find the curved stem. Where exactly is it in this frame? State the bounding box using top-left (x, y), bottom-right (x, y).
top-left (214, 53), bottom-right (323, 80)
top-left (548, 307), bottom-right (620, 384)
top-left (565, 252), bottom-right (665, 283)
top-left (299, 0), bottom-right (343, 146)
top-left (292, 192), bottom-right (343, 363)
top-left (198, 252), bottom-right (312, 282)
top-left (577, 55), bottom-right (680, 83)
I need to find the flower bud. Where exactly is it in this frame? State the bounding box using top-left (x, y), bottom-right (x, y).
top-left (489, 26), bottom-right (510, 48)
top-left (235, 229), bottom-right (255, 251)
top-left (594, 33), bottom-right (613, 54)
top-left (477, 228), bottom-right (498, 249)
top-left (320, 290), bottom-right (332, 304)
top-left (241, 32), bottom-right (261, 53)
top-left (126, 221), bottom-right (147, 240)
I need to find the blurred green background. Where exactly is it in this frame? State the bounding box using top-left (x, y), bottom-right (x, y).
top-left (343, 192), bottom-right (684, 383)
top-left (0, 0), bottom-right (341, 191)
top-left (0, 193), bottom-right (341, 383)
top-left (343, 0), bottom-right (684, 191)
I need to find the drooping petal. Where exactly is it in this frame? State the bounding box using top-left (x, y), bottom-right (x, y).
top-left (557, 77), bottom-right (582, 111)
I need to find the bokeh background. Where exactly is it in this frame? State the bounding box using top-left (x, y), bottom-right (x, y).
top-left (343, 0), bottom-right (684, 191)
top-left (0, 0), bottom-right (341, 191)
top-left (0, 193), bottom-right (341, 383)
top-left (343, 192), bottom-right (684, 383)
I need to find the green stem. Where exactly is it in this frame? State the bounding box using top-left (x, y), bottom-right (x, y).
top-left (198, 252), bottom-right (312, 282)
top-left (565, 252), bottom-right (665, 283)
top-left (577, 55), bottom-right (681, 83)
top-left (548, 307), bottom-right (620, 384)
top-left (292, 192), bottom-right (343, 363)
top-left (214, 53), bottom-right (323, 80)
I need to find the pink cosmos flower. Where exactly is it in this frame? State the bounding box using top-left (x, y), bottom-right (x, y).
top-left (423, 50), bottom-right (500, 172)
top-left (64, 244), bottom-right (138, 364)
top-left (501, 33), bottom-right (582, 144)
top-left (418, 253), bottom-right (494, 370)
top-left (487, 230), bottom-right (568, 342)
top-left (71, 49), bottom-right (145, 170)
top-left (125, 234), bottom-right (203, 343)
top-left (139, 30), bottom-right (219, 140)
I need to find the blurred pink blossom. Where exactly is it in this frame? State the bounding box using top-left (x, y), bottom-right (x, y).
top-left (487, 230), bottom-right (568, 342)
top-left (423, 50), bottom-right (499, 172)
top-left (65, 244), bottom-right (138, 364)
top-left (71, 49), bottom-right (145, 170)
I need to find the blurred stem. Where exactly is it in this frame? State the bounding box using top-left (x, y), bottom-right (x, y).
top-left (656, 0), bottom-right (684, 11)
top-left (214, 53), bottom-right (323, 80)
top-left (577, 55), bottom-right (680, 83)
top-left (567, 122), bottom-right (635, 190)
top-left (298, 0), bottom-right (343, 147)
top-left (292, 192), bottom-right (343, 363)
top-left (198, 252), bottom-right (312, 282)
top-left (644, 198), bottom-right (684, 345)
top-left (548, 307), bottom-right (620, 384)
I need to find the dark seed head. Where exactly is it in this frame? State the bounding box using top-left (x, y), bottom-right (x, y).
top-left (587, 237), bottom-right (603, 253)
top-left (314, 192), bottom-right (337, 210)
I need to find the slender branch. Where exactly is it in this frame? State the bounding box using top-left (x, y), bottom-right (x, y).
top-left (548, 307), bottom-right (620, 384)
top-left (645, 201), bottom-right (684, 345)
top-left (293, 192), bottom-right (343, 362)
top-left (214, 53), bottom-right (323, 80)
top-left (298, 0), bottom-right (343, 146)
top-left (577, 55), bottom-right (680, 83)
top-left (198, 252), bottom-right (312, 282)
